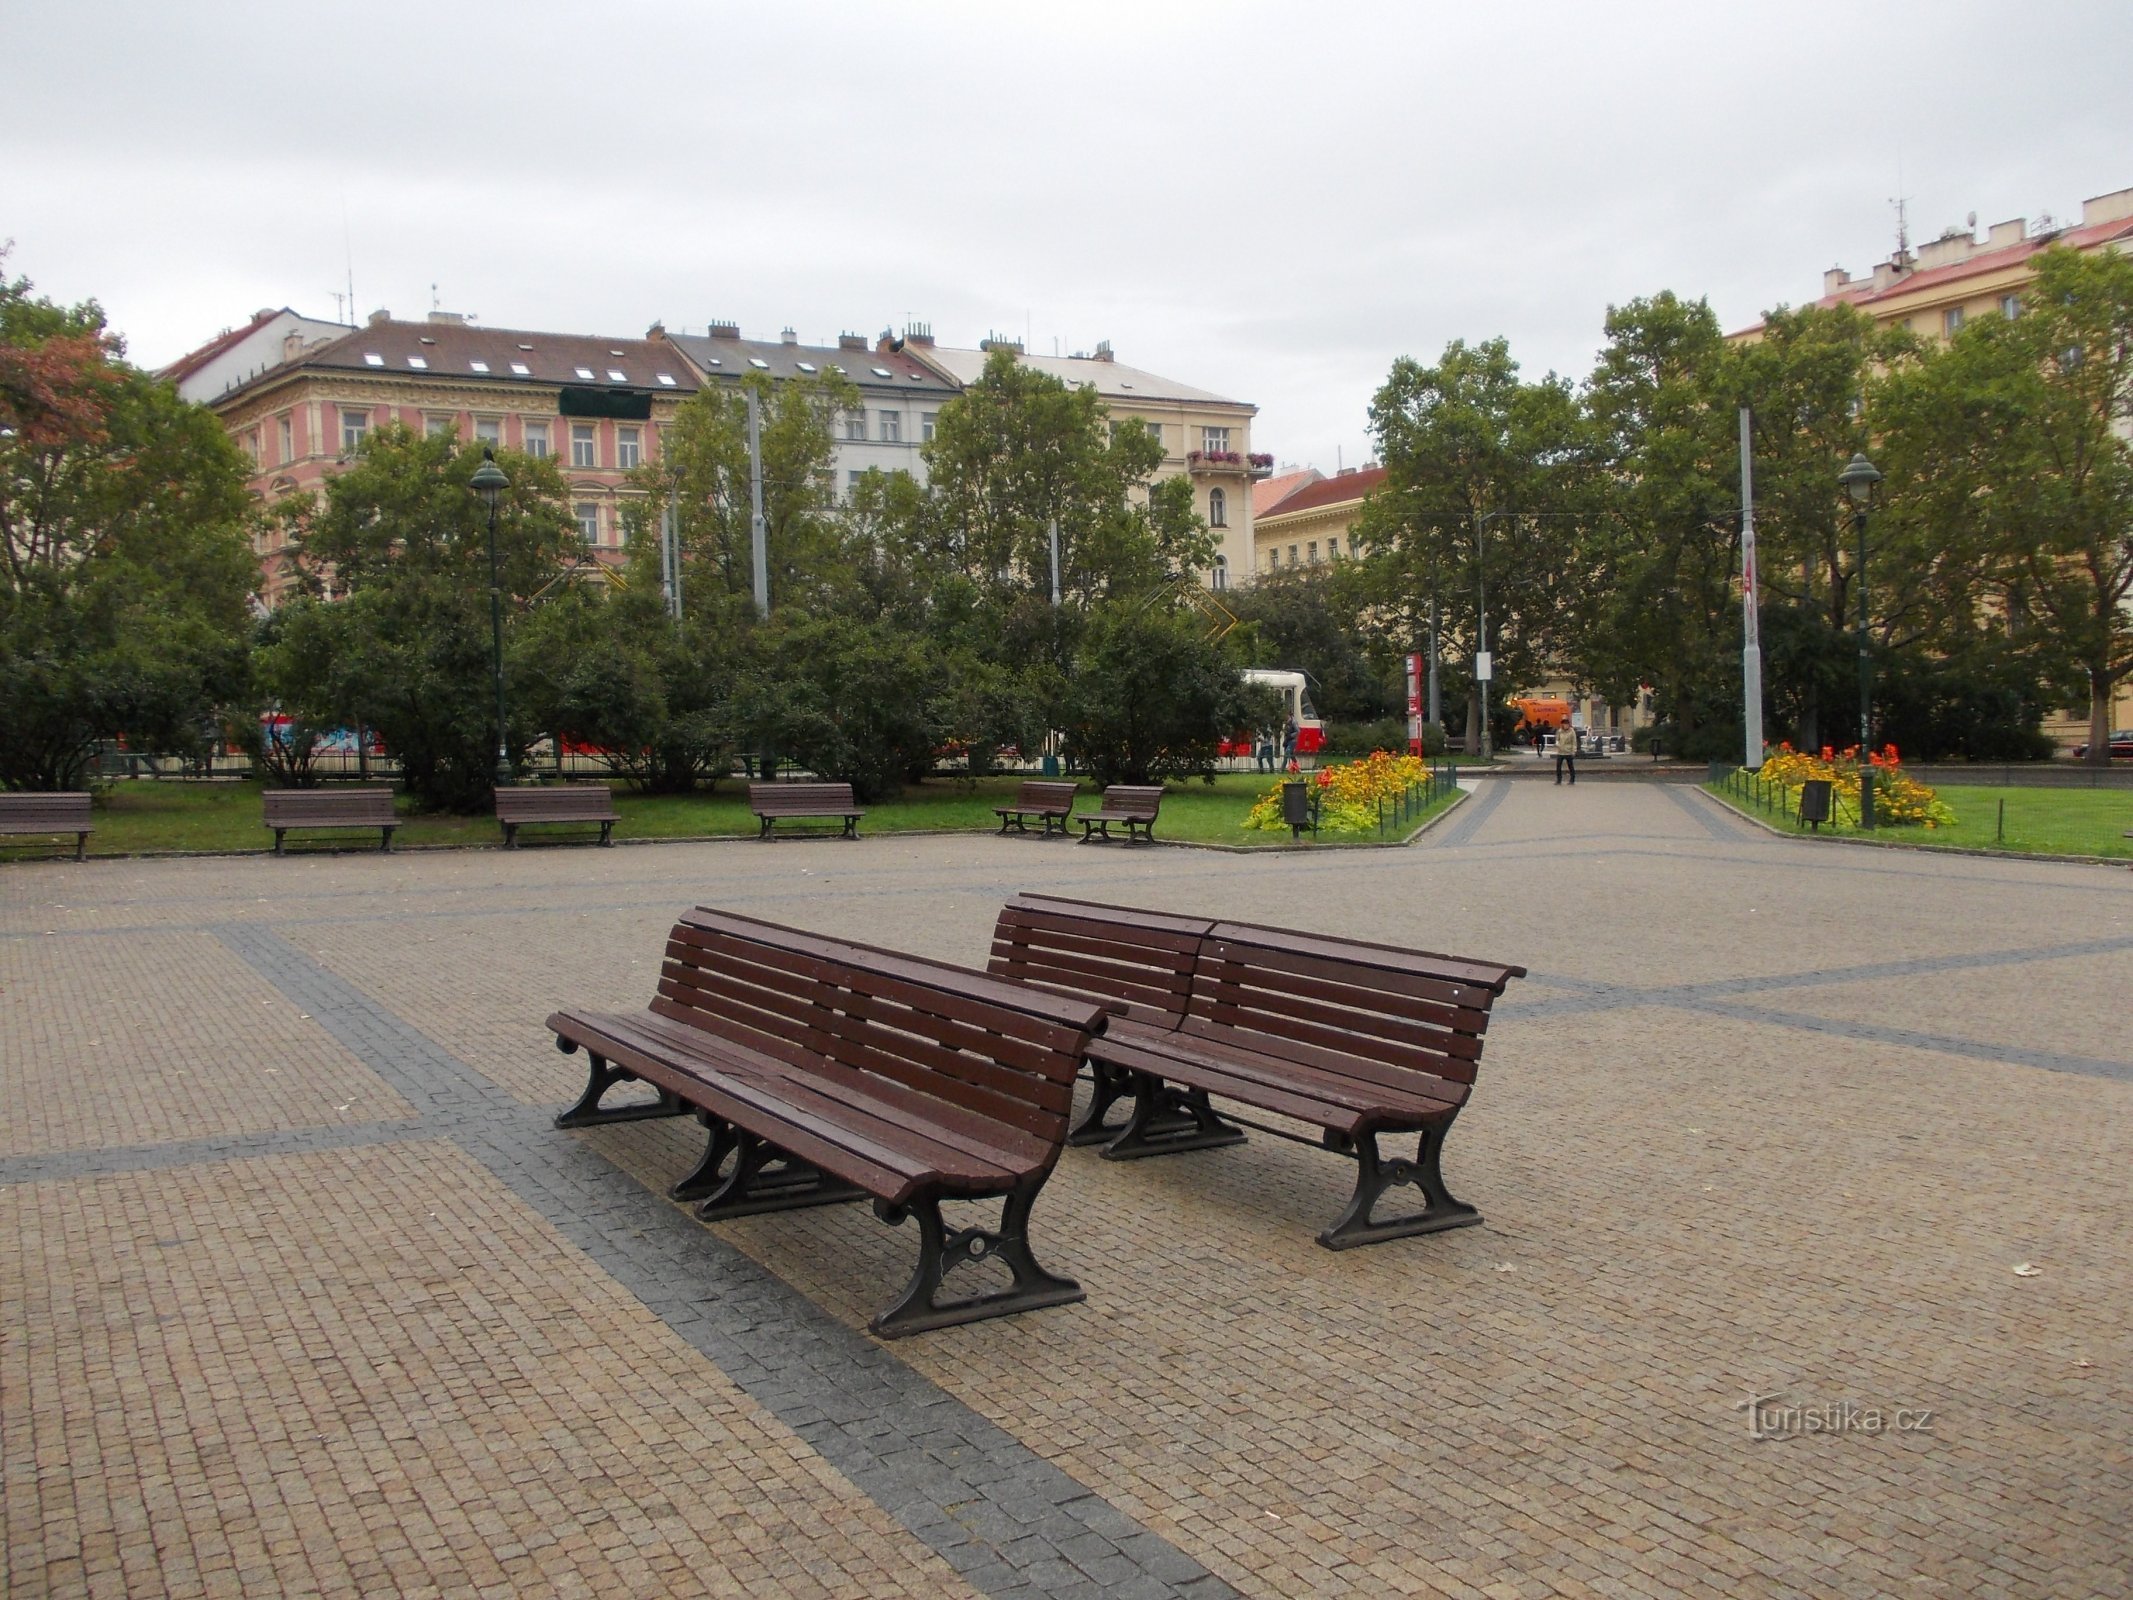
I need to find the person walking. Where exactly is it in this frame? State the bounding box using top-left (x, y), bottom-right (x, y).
top-left (1554, 725), bottom-right (1578, 786)
top-left (1282, 718), bottom-right (1299, 773)
top-left (1254, 728), bottom-right (1274, 774)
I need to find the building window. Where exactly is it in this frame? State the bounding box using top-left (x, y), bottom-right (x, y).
top-left (1208, 487), bottom-right (1227, 527)
top-left (1308, 541), bottom-right (1319, 563)
top-left (847, 470), bottom-right (864, 497)
top-left (523, 421), bottom-right (550, 459)
top-left (1211, 554), bottom-right (1228, 592)
top-left (340, 409), bottom-right (370, 454)
top-left (244, 430), bottom-right (260, 465)
top-left (277, 414), bottom-right (293, 463)
top-left (1203, 426), bottom-right (1230, 454)
top-left (2000, 293), bottom-right (2022, 319)
top-left (921, 411), bottom-right (938, 442)
top-left (425, 415), bottom-right (454, 439)
top-left (1942, 306), bottom-right (1965, 337)
top-left (574, 501), bottom-right (600, 545)
top-left (1146, 420), bottom-right (1165, 454)
top-left (474, 417), bottom-right (502, 446)
top-left (571, 423), bottom-right (597, 468)
top-left (1288, 544), bottom-right (1299, 566)
top-left (845, 411), bottom-right (867, 442)
top-left (879, 410), bottom-right (901, 443)
top-left (617, 426), bottom-right (641, 469)
top-left (1328, 536), bottom-right (1340, 559)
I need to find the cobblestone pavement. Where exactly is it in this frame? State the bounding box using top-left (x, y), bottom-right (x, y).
top-left (4, 779), bottom-right (2129, 1599)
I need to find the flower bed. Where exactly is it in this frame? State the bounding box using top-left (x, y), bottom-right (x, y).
top-left (1244, 750), bottom-right (1431, 834)
top-left (1755, 744), bottom-right (1955, 829)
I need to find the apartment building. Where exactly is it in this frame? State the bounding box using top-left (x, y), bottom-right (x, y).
top-left (1252, 465), bottom-right (1381, 576)
top-left (207, 311), bottom-right (698, 602)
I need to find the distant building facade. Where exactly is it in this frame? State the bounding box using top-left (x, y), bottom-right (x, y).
top-left (160, 308), bottom-right (352, 406)
top-left (1251, 465), bottom-right (1381, 576)
top-left (208, 311), bottom-right (698, 603)
top-left (664, 323), bottom-right (959, 491)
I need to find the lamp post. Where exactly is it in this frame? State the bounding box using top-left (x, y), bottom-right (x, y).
top-left (1838, 452), bottom-right (1883, 827)
top-left (1473, 511), bottom-right (1501, 760)
top-left (469, 448), bottom-right (513, 790)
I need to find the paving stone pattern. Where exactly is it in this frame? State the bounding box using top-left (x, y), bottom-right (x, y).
top-left (3, 779), bottom-right (2130, 1598)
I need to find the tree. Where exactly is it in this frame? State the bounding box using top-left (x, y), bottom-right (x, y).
top-left (1224, 564), bottom-right (1399, 724)
top-left (923, 348), bottom-right (1212, 603)
top-left (273, 425), bottom-right (577, 811)
top-left (1356, 338), bottom-right (1591, 751)
top-left (0, 261), bottom-right (257, 789)
top-left (730, 612), bottom-right (945, 801)
top-left (1057, 601), bottom-right (1256, 785)
top-left (1936, 247), bottom-right (2133, 762)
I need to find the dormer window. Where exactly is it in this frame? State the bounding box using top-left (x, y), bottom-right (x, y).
top-left (574, 367), bottom-right (595, 381)
top-left (607, 369), bottom-right (627, 383)
top-left (509, 362), bottom-right (530, 376)
top-left (749, 357), bottom-right (770, 369)
top-left (363, 352), bottom-right (384, 366)
top-left (406, 355), bottom-right (428, 369)
top-left (657, 372), bottom-right (677, 386)
top-left (469, 359), bottom-right (490, 373)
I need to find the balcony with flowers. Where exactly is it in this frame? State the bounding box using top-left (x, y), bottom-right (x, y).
top-left (1186, 449), bottom-right (1277, 480)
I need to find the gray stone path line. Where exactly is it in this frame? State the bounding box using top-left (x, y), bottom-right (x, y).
top-left (1656, 781), bottom-right (1752, 841)
top-left (0, 1119), bottom-right (430, 1187)
top-left (1430, 778), bottom-right (1511, 848)
top-left (206, 923), bottom-right (1239, 1600)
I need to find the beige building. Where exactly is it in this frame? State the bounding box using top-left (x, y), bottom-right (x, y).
top-left (1734, 184), bottom-right (2133, 346)
top-left (1735, 183), bottom-right (2133, 747)
top-left (896, 332), bottom-right (1264, 591)
top-left (1251, 465), bottom-right (1380, 576)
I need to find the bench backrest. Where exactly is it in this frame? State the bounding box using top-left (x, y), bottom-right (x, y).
top-left (494, 784), bottom-right (619, 822)
top-left (262, 787), bottom-right (396, 825)
top-left (1013, 780), bottom-right (1080, 813)
top-left (1097, 785), bottom-right (1164, 819)
top-left (0, 793), bottom-right (93, 830)
top-left (1187, 921), bottom-right (1526, 1091)
top-left (655, 907), bottom-right (1105, 1150)
top-left (987, 894), bottom-right (1210, 1029)
top-left (749, 781), bottom-right (858, 814)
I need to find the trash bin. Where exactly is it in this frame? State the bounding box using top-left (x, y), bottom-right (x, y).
top-left (1281, 780), bottom-right (1314, 840)
top-left (1041, 754), bottom-right (1060, 776)
top-left (1798, 778), bottom-right (1833, 829)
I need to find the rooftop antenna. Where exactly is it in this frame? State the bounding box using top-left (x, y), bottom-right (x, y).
top-left (1889, 153), bottom-right (1911, 264)
top-left (431, 282), bottom-right (440, 313)
top-left (341, 189), bottom-right (355, 324)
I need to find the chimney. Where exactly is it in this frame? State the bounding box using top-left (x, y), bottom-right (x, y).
top-left (706, 319), bottom-right (740, 339)
top-left (426, 310), bottom-right (468, 325)
top-left (903, 321), bottom-right (933, 346)
top-left (838, 333), bottom-right (867, 350)
top-left (2083, 186), bottom-right (2133, 226)
top-left (282, 331), bottom-right (306, 361)
top-left (367, 307), bottom-right (391, 326)
top-left (1094, 340), bottom-right (1114, 362)
top-left (980, 334), bottom-right (1025, 354)
top-left (1823, 266), bottom-right (1852, 295)
top-left (780, 326), bottom-right (798, 344)
top-left (645, 320), bottom-right (666, 340)
top-left (1986, 217), bottom-right (2026, 249)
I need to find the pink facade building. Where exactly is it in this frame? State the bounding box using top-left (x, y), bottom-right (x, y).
top-left (204, 311), bottom-right (699, 604)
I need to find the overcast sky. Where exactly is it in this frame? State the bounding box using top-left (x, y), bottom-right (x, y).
top-left (4, 0), bottom-right (2128, 472)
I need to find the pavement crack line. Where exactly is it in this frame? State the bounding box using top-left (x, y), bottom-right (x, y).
top-left (206, 922), bottom-right (1241, 1600)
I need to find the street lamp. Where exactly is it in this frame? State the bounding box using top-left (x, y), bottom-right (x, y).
top-left (1838, 451), bottom-right (1883, 827)
top-left (469, 448), bottom-right (513, 790)
top-left (1474, 511), bottom-right (1501, 760)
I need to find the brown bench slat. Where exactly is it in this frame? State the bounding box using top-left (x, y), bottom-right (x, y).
top-left (994, 779), bottom-right (1080, 836)
top-left (551, 904), bottom-right (1104, 1336)
top-left (747, 781), bottom-right (865, 838)
top-left (0, 793), bottom-right (94, 860)
top-left (1076, 785), bottom-right (1164, 843)
top-left (494, 784), bottom-right (619, 847)
top-left (983, 893), bottom-right (1522, 1248)
top-left (988, 895), bottom-right (1210, 1027)
top-left (262, 787), bottom-right (398, 854)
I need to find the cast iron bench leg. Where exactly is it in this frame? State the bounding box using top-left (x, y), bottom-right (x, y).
top-left (1066, 1059), bottom-right (1140, 1146)
top-left (504, 823), bottom-right (518, 849)
top-left (273, 828), bottom-right (286, 856)
top-left (689, 1126), bottom-right (867, 1219)
top-left (869, 1179), bottom-right (1083, 1339)
top-left (1100, 1076), bottom-right (1245, 1160)
top-left (599, 821), bottom-right (613, 846)
top-left (76, 831), bottom-right (88, 861)
top-left (551, 1040), bottom-right (693, 1128)
top-left (1317, 1123), bottom-right (1481, 1250)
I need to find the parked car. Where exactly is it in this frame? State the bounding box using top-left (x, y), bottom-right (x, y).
top-left (2070, 730), bottom-right (2133, 759)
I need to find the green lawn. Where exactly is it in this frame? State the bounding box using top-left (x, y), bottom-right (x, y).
top-left (11, 771), bottom-right (1462, 859)
top-left (1706, 780), bottom-right (2133, 860)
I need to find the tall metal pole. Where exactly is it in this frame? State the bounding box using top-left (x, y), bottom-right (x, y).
top-left (1739, 407), bottom-right (1764, 770)
top-left (1474, 513), bottom-right (1492, 760)
top-left (486, 494), bottom-right (509, 787)
top-left (1855, 500), bottom-right (1874, 827)
top-left (747, 388), bottom-right (769, 618)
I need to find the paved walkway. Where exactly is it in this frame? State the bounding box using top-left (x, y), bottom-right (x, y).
top-left (3, 780), bottom-right (2128, 1599)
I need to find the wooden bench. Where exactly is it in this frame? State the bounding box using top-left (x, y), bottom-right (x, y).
top-left (262, 787), bottom-right (397, 854)
top-left (495, 784), bottom-right (620, 848)
top-left (1076, 784), bottom-right (1163, 844)
top-left (989, 893), bottom-right (1525, 1249)
top-left (0, 792), bottom-right (93, 860)
top-left (548, 907), bottom-right (1108, 1338)
top-left (994, 779), bottom-right (1080, 837)
top-left (748, 780), bottom-right (864, 839)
